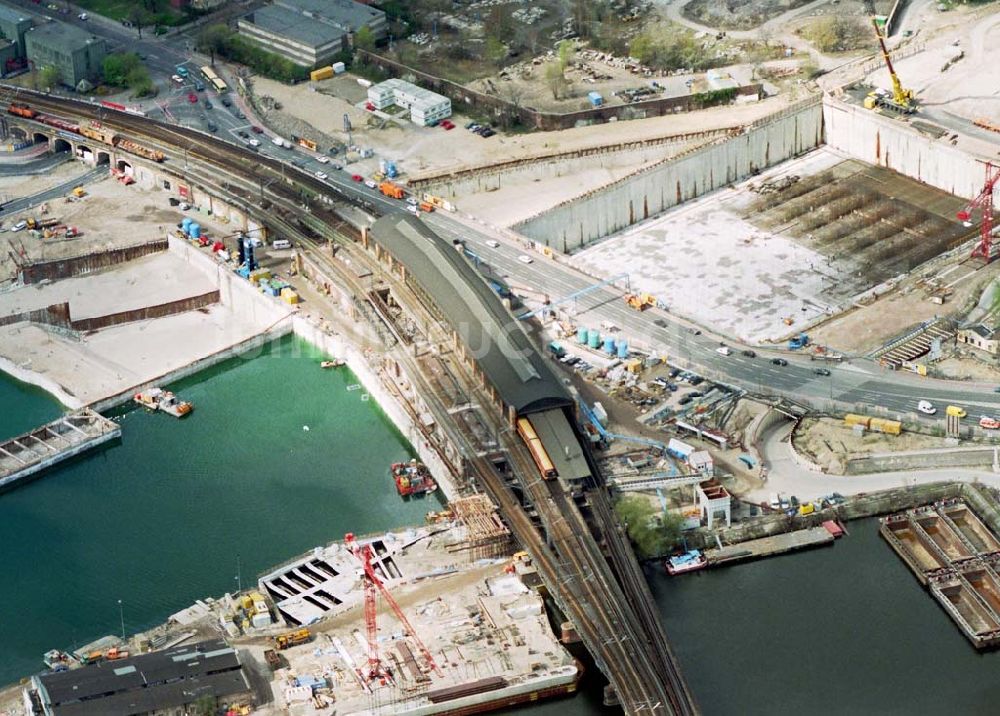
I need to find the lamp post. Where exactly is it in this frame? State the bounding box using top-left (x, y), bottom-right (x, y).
top-left (117, 599), bottom-right (125, 640)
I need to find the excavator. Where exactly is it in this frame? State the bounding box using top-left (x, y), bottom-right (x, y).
top-left (861, 0), bottom-right (916, 114)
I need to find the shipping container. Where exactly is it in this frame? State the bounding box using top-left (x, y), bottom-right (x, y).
top-left (310, 66), bottom-right (334, 81)
top-left (844, 414), bottom-right (870, 428)
top-left (332, 61), bottom-right (346, 74)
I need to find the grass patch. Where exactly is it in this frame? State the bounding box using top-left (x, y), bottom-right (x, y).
top-left (75, 0), bottom-right (187, 26)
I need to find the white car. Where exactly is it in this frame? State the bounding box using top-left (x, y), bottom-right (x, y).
top-left (716, 346), bottom-right (731, 357)
top-left (248, 139), bottom-right (260, 147)
top-left (917, 400), bottom-right (936, 415)
top-left (171, 74), bottom-right (185, 85)
top-left (486, 240), bottom-right (500, 248)
top-left (517, 254), bottom-right (533, 264)
top-left (316, 155), bottom-right (330, 164)
top-left (405, 204), bottom-right (420, 216)
top-left (78, 12), bottom-right (88, 20)
top-left (364, 180), bottom-right (377, 189)
top-left (11, 220), bottom-right (27, 232)
top-left (314, 171), bottom-right (328, 181)
top-left (405, 197), bottom-right (419, 206)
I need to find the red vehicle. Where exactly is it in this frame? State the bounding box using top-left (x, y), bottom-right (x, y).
top-left (440, 119), bottom-right (455, 130)
top-left (351, 174), bottom-right (363, 182)
top-left (187, 92), bottom-right (197, 104)
top-left (365, 102), bottom-right (375, 111)
top-left (251, 126), bottom-right (263, 134)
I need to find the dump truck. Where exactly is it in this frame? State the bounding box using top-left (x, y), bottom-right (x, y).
top-left (26, 217), bottom-right (59, 230)
top-left (264, 649), bottom-right (282, 670)
top-left (379, 181), bottom-right (405, 199)
top-left (72, 187), bottom-right (86, 198)
top-left (624, 293), bottom-right (655, 311)
top-left (274, 628), bottom-right (311, 650)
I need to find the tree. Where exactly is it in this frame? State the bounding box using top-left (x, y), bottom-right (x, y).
top-left (544, 61), bottom-right (566, 100)
top-left (38, 65), bottom-right (61, 90)
top-left (615, 495), bottom-right (685, 559)
top-left (127, 7), bottom-right (150, 39)
top-left (354, 26), bottom-right (375, 53)
top-left (557, 39), bottom-right (575, 71)
top-left (193, 695), bottom-right (215, 716)
top-left (197, 24), bottom-right (232, 66)
top-left (485, 36), bottom-right (506, 67)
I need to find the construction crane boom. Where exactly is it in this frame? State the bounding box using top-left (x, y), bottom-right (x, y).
top-left (861, 0), bottom-right (915, 113)
top-left (957, 162), bottom-right (1000, 263)
top-left (345, 533), bottom-right (442, 685)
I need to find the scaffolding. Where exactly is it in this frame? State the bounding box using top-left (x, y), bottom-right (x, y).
top-left (448, 495), bottom-right (512, 560)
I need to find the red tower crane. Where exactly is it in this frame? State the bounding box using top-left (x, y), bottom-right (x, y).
top-left (958, 162), bottom-right (1000, 263)
top-left (345, 533), bottom-right (442, 684)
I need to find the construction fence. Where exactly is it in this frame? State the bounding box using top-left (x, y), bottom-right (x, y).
top-left (18, 240), bottom-right (167, 285)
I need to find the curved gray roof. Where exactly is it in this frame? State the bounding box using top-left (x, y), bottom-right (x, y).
top-left (371, 214), bottom-right (570, 416)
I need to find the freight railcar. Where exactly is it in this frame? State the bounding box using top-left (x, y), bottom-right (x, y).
top-left (78, 121), bottom-right (116, 145)
top-left (38, 114), bottom-right (79, 133)
top-left (516, 417), bottom-right (557, 479)
top-left (7, 102), bottom-right (35, 118)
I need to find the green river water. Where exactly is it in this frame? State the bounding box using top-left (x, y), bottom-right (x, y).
top-left (11, 344), bottom-right (998, 714)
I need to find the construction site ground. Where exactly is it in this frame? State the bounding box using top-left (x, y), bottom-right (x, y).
top-left (0, 159), bottom-right (86, 208)
top-left (0, 174), bottom-right (284, 405)
top-left (253, 72), bottom-right (796, 178)
top-left (793, 416), bottom-right (954, 472)
top-left (931, 355), bottom-right (1000, 383)
top-left (808, 258), bottom-right (1000, 356)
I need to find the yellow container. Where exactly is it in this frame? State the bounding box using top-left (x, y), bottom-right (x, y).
top-left (310, 66), bottom-right (334, 81)
top-left (248, 268), bottom-right (271, 285)
top-left (799, 503), bottom-right (815, 516)
top-left (844, 414), bottom-right (870, 428)
top-left (280, 288), bottom-right (299, 305)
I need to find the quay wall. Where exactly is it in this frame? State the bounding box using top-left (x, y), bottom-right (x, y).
top-left (513, 99), bottom-right (823, 251)
top-left (71, 291), bottom-right (220, 332)
top-left (18, 240), bottom-right (167, 285)
top-left (823, 99), bottom-right (989, 201)
top-left (844, 446), bottom-right (999, 475)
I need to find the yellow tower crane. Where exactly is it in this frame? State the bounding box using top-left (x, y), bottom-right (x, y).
top-left (861, 0), bottom-right (915, 113)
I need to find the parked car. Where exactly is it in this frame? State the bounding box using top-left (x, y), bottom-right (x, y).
top-left (654, 319), bottom-right (668, 328)
top-left (668, 368), bottom-right (681, 378)
top-left (237, 130), bottom-right (249, 138)
top-left (441, 119), bottom-right (455, 130)
top-left (678, 395), bottom-right (694, 406)
top-left (517, 254), bottom-right (533, 264)
top-left (206, 122), bottom-right (218, 133)
top-left (813, 367), bottom-right (831, 376)
top-left (187, 92), bottom-right (198, 104)
top-left (481, 128), bottom-right (496, 138)
top-left (742, 349), bottom-right (757, 357)
top-left (486, 240), bottom-right (500, 248)
top-left (364, 179), bottom-right (377, 189)
top-left (351, 174), bottom-right (363, 182)
top-left (771, 358), bottom-right (788, 366)
top-left (77, 11), bottom-right (87, 20)
top-left (365, 102), bottom-right (375, 111)
top-left (314, 171), bottom-right (328, 181)
top-left (316, 155), bottom-right (330, 164)
top-left (221, 97), bottom-right (232, 107)
top-left (248, 139), bottom-right (261, 147)
top-left (11, 220), bottom-right (27, 232)
top-left (689, 376), bottom-right (704, 386)
top-left (251, 126), bottom-right (264, 134)
top-left (171, 74), bottom-right (185, 85)
top-left (203, 99), bottom-right (213, 109)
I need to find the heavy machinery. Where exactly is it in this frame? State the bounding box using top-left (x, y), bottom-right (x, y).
top-left (861, 0), bottom-right (915, 114)
top-left (344, 532), bottom-right (440, 684)
top-left (25, 217), bottom-right (59, 230)
top-left (624, 292), bottom-right (656, 311)
top-left (379, 181), bottom-right (405, 199)
top-left (274, 627), bottom-right (311, 650)
top-left (957, 162), bottom-right (1000, 263)
top-left (788, 332), bottom-right (810, 350)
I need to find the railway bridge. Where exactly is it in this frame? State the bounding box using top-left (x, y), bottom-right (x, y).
top-left (0, 87), bottom-right (696, 714)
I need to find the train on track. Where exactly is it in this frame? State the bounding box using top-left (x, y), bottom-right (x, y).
top-left (516, 416), bottom-right (558, 479)
top-left (7, 103), bottom-right (165, 163)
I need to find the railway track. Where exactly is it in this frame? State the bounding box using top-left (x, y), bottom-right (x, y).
top-left (4, 87), bottom-right (696, 713)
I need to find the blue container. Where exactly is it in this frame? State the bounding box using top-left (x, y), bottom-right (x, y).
top-left (617, 339), bottom-right (629, 359)
top-left (577, 327), bottom-right (589, 344)
top-left (181, 217), bottom-right (193, 235)
top-left (588, 330), bottom-right (600, 349)
top-left (603, 336), bottom-right (616, 355)
top-left (189, 223), bottom-right (201, 239)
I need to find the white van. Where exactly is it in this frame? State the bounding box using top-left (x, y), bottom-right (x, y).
top-left (769, 493), bottom-right (781, 509)
top-left (272, 239), bottom-right (292, 250)
top-left (917, 400), bottom-right (936, 415)
top-left (716, 346), bottom-right (731, 357)
top-left (272, 136), bottom-right (288, 148)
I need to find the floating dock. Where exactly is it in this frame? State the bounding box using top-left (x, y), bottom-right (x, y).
top-left (881, 500), bottom-right (1000, 649)
top-left (705, 526), bottom-right (836, 567)
top-left (0, 408), bottom-right (120, 492)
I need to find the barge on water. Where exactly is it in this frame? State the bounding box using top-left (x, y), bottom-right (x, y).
top-left (881, 499), bottom-right (1000, 649)
top-left (133, 388), bottom-right (192, 418)
top-left (0, 408), bottom-right (120, 493)
top-left (392, 459), bottom-right (438, 497)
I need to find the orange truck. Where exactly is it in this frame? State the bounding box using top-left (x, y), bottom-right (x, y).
top-left (379, 181), bottom-right (405, 199)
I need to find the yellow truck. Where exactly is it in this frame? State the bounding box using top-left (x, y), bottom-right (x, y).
top-left (946, 405), bottom-right (967, 418)
top-left (274, 628), bottom-right (311, 650)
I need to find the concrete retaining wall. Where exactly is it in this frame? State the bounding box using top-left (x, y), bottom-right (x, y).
top-left (71, 290), bottom-right (220, 332)
top-left (0, 302), bottom-right (71, 329)
top-left (18, 240), bottom-right (167, 285)
top-left (514, 99), bottom-right (824, 250)
top-left (844, 446), bottom-right (999, 475)
top-left (409, 128), bottom-right (735, 198)
top-left (823, 99), bottom-right (988, 201)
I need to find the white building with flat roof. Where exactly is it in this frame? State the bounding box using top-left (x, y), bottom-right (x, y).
top-left (367, 78), bottom-right (451, 126)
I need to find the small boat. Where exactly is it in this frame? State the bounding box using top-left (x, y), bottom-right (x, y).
top-left (43, 649), bottom-right (73, 670)
top-left (665, 549), bottom-right (708, 576)
top-left (392, 459), bottom-right (437, 497)
top-left (133, 388), bottom-right (193, 418)
top-left (320, 359), bottom-right (345, 369)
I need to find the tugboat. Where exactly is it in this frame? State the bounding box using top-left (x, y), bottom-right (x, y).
top-left (43, 649), bottom-right (73, 671)
top-left (665, 549), bottom-right (708, 576)
top-left (320, 359), bottom-right (346, 369)
top-left (391, 459), bottom-right (437, 497)
top-left (133, 388), bottom-right (193, 418)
